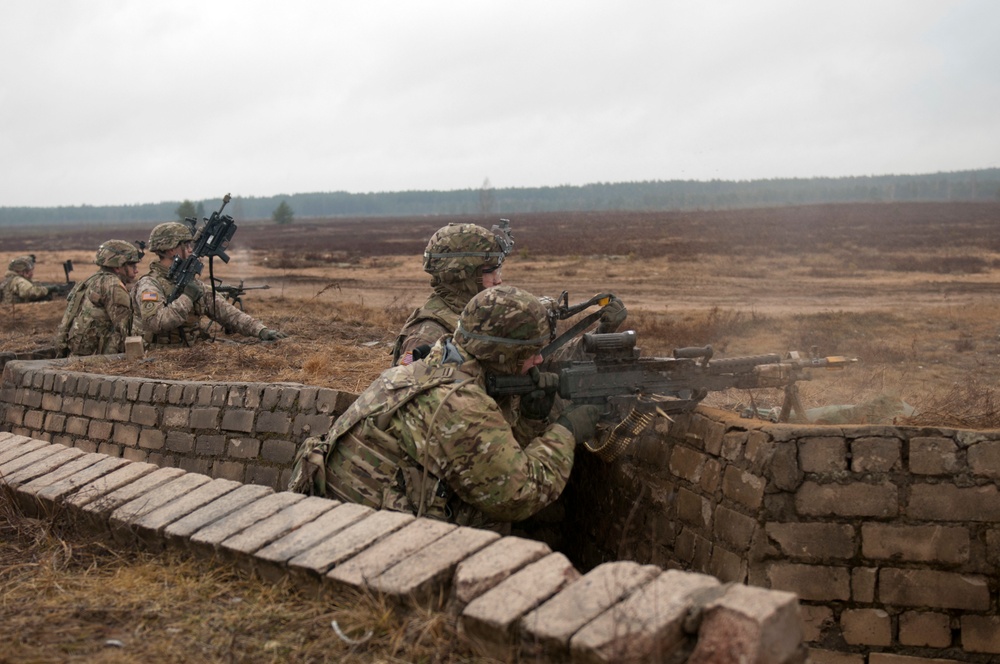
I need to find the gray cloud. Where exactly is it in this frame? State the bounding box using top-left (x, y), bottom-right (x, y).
top-left (1, 0), bottom-right (997, 207)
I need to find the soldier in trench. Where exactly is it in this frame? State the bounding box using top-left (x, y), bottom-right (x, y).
top-left (291, 285), bottom-right (604, 533)
top-left (391, 220), bottom-right (627, 366)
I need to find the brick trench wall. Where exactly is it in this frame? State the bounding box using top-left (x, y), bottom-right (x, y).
top-left (560, 407), bottom-right (1000, 662)
top-left (5, 357), bottom-right (1000, 661)
top-left (0, 358), bottom-right (808, 662)
top-left (0, 357), bottom-right (355, 492)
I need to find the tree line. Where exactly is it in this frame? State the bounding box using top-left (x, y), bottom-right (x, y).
top-left (2, 168), bottom-right (998, 227)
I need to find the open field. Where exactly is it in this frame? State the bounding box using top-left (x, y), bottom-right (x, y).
top-left (5, 201), bottom-right (1000, 661)
top-left (5, 201), bottom-right (1000, 427)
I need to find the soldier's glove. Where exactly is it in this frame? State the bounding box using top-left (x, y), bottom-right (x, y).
top-left (596, 296), bottom-right (627, 334)
top-left (519, 368), bottom-right (560, 420)
top-left (556, 404), bottom-right (605, 443)
top-left (182, 282), bottom-right (202, 304)
top-left (259, 328), bottom-right (287, 341)
top-left (411, 344), bottom-right (433, 362)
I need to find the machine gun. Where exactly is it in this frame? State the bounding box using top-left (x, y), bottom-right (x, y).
top-left (211, 278), bottom-right (270, 310)
top-left (37, 259), bottom-right (75, 300)
top-left (486, 330), bottom-right (857, 461)
top-left (166, 193), bottom-right (237, 304)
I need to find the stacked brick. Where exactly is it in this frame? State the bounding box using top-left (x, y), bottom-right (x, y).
top-left (567, 407), bottom-right (1000, 662)
top-left (0, 431), bottom-right (806, 663)
top-left (0, 358), bottom-right (354, 491)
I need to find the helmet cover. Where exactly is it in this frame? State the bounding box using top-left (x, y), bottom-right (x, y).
top-left (148, 222), bottom-right (194, 252)
top-left (95, 240), bottom-right (142, 268)
top-left (454, 284), bottom-right (549, 374)
top-left (423, 223), bottom-right (508, 280)
top-left (7, 255), bottom-right (35, 273)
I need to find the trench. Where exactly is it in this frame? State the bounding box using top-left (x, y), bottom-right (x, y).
top-left (3, 355), bottom-right (1000, 662)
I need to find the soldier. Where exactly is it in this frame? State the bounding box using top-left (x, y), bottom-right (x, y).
top-left (132, 221), bottom-right (285, 346)
top-left (0, 255), bottom-right (53, 304)
top-left (391, 221), bottom-right (513, 366)
top-left (54, 240), bottom-right (141, 357)
top-left (290, 285), bottom-right (603, 531)
top-left (391, 221), bottom-right (628, 366)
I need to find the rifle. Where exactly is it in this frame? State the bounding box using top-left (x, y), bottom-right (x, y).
top-left (211, 278), bottom-right (270, 310)
top-left (166, 193), bottom-right (237, 304)
top-left (486, 330), bottom-right (857, 461)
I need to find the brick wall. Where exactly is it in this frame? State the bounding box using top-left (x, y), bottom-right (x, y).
top-left (561, 407), bottom-right (1000, 662)
top-left (0, 357), bottom-right (355, 491)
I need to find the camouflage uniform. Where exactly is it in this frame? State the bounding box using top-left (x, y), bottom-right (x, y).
top-left (132, 222), bottom-right (269, 346)
top-left (0, 256), bottom-right (49, 304)
top-left (392, 221), bottom-right (513, 365)
top-left (132, 261), bottom-right (266, 346)
top-left (54, 241), bottom-right (139, 357)
top-left (292, 285), bottom-right (575, 529)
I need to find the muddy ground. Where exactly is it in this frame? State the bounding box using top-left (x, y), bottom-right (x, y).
top-left (4, 201), bottom-right (1000, 428)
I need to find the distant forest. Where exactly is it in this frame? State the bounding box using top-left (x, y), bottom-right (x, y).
top-left (2, 168), bottom-right (998, 226)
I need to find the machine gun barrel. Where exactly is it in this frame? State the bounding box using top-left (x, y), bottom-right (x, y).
top-left (486, 331), bottom-right (857, 419)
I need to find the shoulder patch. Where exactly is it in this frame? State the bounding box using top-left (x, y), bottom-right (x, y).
top-left (140, 291), bottom-right (159, 302)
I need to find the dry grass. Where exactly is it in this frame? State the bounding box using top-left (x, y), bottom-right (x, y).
top-left (0, 300), bottom-right (67, 354)
top-left (0, 487), bottom-right (501, 664)
top-left (8, 275), bottom-right (1000, 429)
top-left (58, 296), bottom-right (410, 393)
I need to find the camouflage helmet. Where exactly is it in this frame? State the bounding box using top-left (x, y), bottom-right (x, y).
top-left (423, 223), bottom-right (508, 280)
top-left (148, 222), bottom-right (193, 253)
top-left (95, 240), bottom-right (142, 268)
top-left (454, 285), bottom-right (549, 374)
top-left (7, 255), bottom-right (35, 273)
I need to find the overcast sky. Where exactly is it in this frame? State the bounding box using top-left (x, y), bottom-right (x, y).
top-left (2, 1), bottom-right (997, 208)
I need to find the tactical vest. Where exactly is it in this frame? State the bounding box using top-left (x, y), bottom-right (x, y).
top-left (391, 295), bottom-right (460, 364)
top-left (289, 354), bottom-right (476, 520)
top-left (136, 265), bottom-right (205, 347)
top-left (54, 272), bottom-right (126, 356)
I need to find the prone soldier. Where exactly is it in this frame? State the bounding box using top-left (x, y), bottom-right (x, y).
top-left (54, 240), bottom-right (141, 357)
top-left (1, 255), bottom-right (56, 304)
top-left (132, 222), bottom-right (285, 346)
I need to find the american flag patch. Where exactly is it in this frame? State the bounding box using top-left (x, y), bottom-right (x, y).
top-left (140, 291), bottom-right (159, 302)
top-left (400, 352), bottom-right (413, 366)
